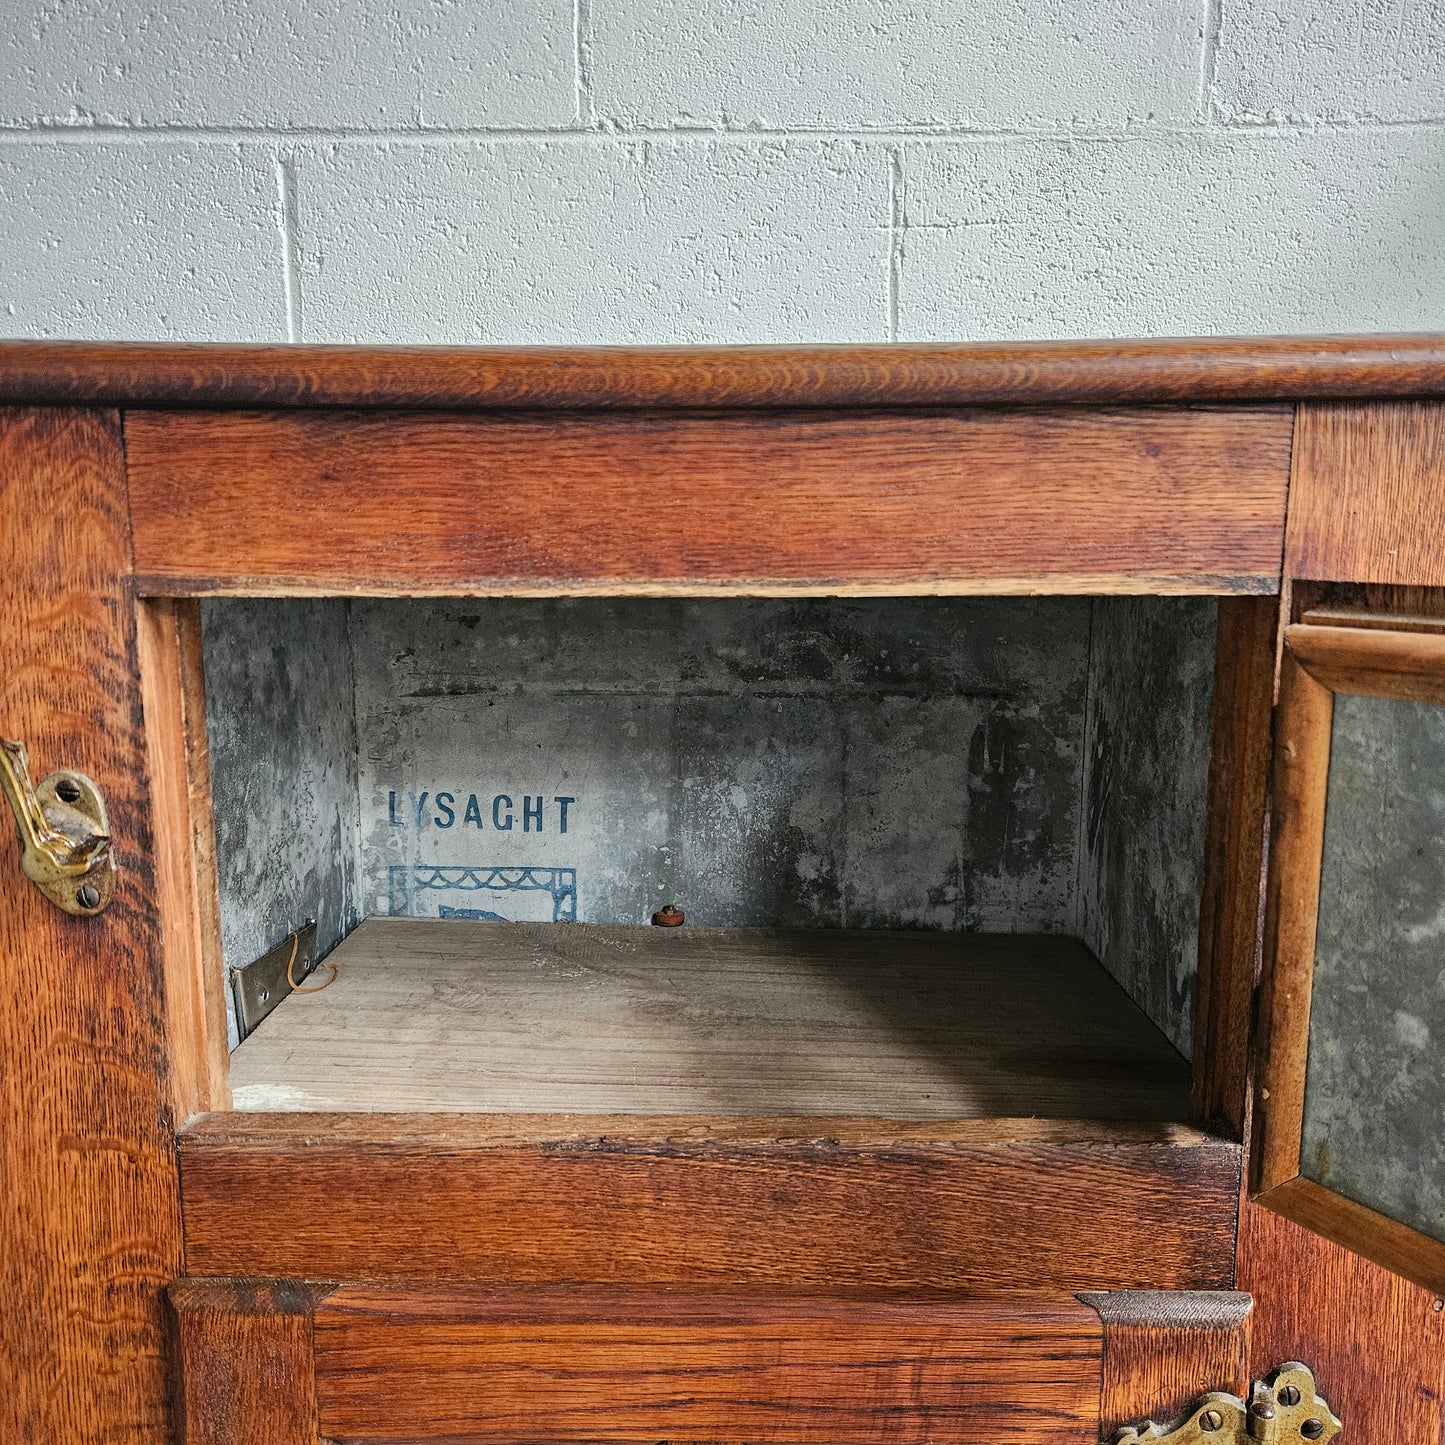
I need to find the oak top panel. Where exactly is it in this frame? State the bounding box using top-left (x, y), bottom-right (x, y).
top-left (228, 919), bottom-right (1191, 1119)
top-left (125, 404), bottom-right (1290, 595)
top-left (6, 335), bottom-right (1445, 409)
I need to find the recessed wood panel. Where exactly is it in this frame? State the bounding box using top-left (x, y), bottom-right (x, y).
top-left (1286, 401), bottom-right (1445, 586)
top-left (178, 1113), bottom-right (1240, 1290)
top-left (125, 406), bottom-right (1292, 596)
top-left (311, 1286), bottom-right (1103, 1444)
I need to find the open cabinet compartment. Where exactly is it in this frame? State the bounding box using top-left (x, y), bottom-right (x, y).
top-left (196, 593), bottom-right (1219, 1126)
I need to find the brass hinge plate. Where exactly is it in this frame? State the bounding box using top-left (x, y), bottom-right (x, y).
top-left (232, 918), bottom-right (318, 1041)
top-left (1116, 1363), bottom-right (1340, 1445)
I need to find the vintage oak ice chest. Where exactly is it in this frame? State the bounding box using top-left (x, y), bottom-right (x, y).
top-left (2, 337), bottom-right (1444, 1444)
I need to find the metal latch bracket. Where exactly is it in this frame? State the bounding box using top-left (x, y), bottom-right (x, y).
top-left (1115, 1363), bottom-right (1340, 1445)
top-left (0, 737), bottom-right (115, 916)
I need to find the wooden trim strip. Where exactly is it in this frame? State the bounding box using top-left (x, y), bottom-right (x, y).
top-left (1299, 606), bottom-right (1445, 635)
top-left (1255, 1176), bottom-right (1445, 1299)
top-left (1253, 650), bottom-right (1334, 1194)
top-left (176, 1113), bottom-right (1241, 1291)
top-left (3, 336), bottom-right (1445, 410)
top-left (1190, 596), bottom-right (1280, 1134)
top-left (136, 599), bottom-right (230, 1119)
top-left (1285, 622), bottom-right (1445, 703)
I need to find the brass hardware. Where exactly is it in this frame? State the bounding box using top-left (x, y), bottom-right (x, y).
top-left (0, 738), bottom-right (115, 916)
top-left (232, 919), bottom-right (319, 1041)
top-left (1115, 1364), bottom-right (1339, 1445)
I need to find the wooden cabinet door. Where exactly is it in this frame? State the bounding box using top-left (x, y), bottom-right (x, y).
top-left (1242, 607), bottom-right (1445, 1443)
top-left (1232, 403), bottom-right (1445, 1445)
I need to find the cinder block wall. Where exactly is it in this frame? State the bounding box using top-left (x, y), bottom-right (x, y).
top-left (3, 1), bottom-right (1443, 343)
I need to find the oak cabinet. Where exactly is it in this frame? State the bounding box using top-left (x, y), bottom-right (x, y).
top-left (2, 340), bottom-right (1443, 1442)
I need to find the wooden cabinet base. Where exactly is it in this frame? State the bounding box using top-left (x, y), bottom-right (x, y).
top-left (169, 1282), bottom-right (1258, 1445)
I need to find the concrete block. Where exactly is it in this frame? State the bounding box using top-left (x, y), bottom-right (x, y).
top-left (899, 130), bottom-right (1445, 341)
top-left (1214, 2), bottom-right (1445, 122)
top-left (1, 0), bottom-right (574, 129)
top-left (0, 141), bottom-right (286, 340)
top-left (290, 138), bottom-right (890, 343)
top-left (591, 0), bottom-right (1205, 129)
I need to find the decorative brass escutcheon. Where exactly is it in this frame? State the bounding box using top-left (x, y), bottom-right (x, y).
top-left (1115, 1364), bottom-right (1340, 1445)
top-left (0, 738), bottom-right (115, 916)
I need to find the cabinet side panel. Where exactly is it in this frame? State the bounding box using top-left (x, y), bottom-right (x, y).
top-left (137, 598), bottom-right (230, 1114)
top-left (1190, 596), bottom-right (1278, 1133)
top-left (1079, 598), bottom-right (1218, 1056)
top-left (0, 408), bottom-right (181, 1442)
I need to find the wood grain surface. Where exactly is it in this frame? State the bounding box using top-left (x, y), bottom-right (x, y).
top-left (1079, 1289), bottom-right (1251, 1436)
top-left (1301, 605), bottom-right (1445, 633)
top-left (228, 920), bottom-right (1192, 1119)
top-left (136, 598), bottom-right (230, 1119)
top-left (169, 1279), bottom-right (332, 1445)
top-left (1285, 621), bottom-right (1445, 702)
top-left (178, 1112), bottom-right (1240, 1290)
top-left (124, 406), bottom-right (1292, 595)
top-left (1254, 649), bottom-right (1334, 1194)
top-left (1238, 1193), bottom-right (1445, 1445)
top-left (1286, 401), bottom-right (1445, 586)
top-left (1258, 1176), bottom-right (1445, 1299)
top-left (1190, 596), bottom-right (1280, 1135)
top-left (311, 1285), bottom-right (1103, 1443)
top-left (0, 409), bottom-right (181, 1442)
top-left (4, 335), bottom-right (1445, 409)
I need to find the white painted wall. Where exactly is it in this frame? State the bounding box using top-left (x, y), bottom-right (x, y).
top-left (2, 2), bottom-right (1442, 344)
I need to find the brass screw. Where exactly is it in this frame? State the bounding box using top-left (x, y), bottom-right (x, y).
top-left (55, 777), bottom-right (82, 803)
top-left (76, 883), bottom-right (101, 910)
top-left (1301, 1419), bottom-right (1325, 1440)
top-left (1199, 1409), bottom-right (1224, 1433)
top-left (1278, 1386), bottom-right (1301, 1407)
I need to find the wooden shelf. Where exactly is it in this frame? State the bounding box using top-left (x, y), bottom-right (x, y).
top-left (229, 920), bottom-right (1190, 1119)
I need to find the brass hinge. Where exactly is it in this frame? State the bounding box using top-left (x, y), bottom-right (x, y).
top-left (0, 737), bottom-right (115, 916)
top-left (1115, 1363), bottom-right (1340, 1445)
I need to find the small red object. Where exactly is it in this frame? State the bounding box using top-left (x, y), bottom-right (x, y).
top-left (652, 904), bottom-right (685, 927)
